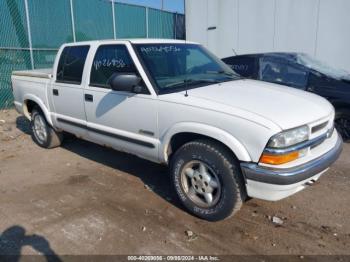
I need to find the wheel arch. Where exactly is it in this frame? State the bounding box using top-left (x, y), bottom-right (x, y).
top-left (22, 94), bottom-right (53, 126)
top-left (161, 122), bottom-right (251, 164)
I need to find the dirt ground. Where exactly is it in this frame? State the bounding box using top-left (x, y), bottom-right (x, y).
top-left (0, 109), bottom-right (349, 257)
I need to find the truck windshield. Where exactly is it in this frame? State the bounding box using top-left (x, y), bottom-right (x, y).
top-left (134, 44), bottom-right (240, 94)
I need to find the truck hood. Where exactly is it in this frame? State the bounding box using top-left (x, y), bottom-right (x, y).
top-left (162, 79), bottom-right (333, 130)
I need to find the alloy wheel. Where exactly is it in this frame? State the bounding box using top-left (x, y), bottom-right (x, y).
top-left (180, 160), bottom-right (222, 208)
top-left (33, 114), bottom-right (47, 143)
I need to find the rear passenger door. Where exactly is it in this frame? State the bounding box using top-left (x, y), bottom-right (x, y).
top-left (51, 45), bottom-right (90, 137)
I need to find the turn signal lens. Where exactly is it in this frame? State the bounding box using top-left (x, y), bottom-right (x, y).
top-left (260, 151), bottom-right (299, 165)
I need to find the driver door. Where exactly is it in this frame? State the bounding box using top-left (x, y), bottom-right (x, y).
top-left (83, 44), bottom-right (158, 161)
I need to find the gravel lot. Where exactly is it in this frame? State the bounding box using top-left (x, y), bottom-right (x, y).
top-left (0, 109), bottom-right (349, 257)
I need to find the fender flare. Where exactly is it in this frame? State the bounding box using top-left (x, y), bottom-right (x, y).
top-left (22, 94), bottom-right (53, 127)
top-left (160, 122), bottom-right (252, 163)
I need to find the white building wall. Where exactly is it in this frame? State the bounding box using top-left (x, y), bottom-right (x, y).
top-left (185, 0), bottom-right (350, 72)
top-left (185, 0), bottom-right (208, 46)
top-left (273, 0), bottom-right (319, 55)
top-left (237, 0), bottom-right (275, 54)
top-left (316, 0), bottom-right (350, 71)
top-left (207, 0), bottom-right (220, 53)
top-left (218, 0), bottom-right (238, 56)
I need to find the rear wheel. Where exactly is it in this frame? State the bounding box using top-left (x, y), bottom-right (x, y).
top-left (31, 108), bottom-right (63, 148)
top-left (335, 109), bottom-right (350, 142)
top-left (170, 139), bottom-right (246, 221)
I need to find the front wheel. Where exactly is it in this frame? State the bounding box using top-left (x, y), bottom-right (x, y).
top-left (31, 108), bottom-right (63, 148)
top-left (170, 139), bottom-right (246, 221)
top-left (335, 109), bottom-right (350, 142)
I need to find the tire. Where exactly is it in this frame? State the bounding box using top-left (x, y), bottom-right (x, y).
top-left (170, 139), bottom-right (246, 221)
top-left (31, 107), bottom-right (63, 149)
top-left (335, 109), bottom-right (350, 142)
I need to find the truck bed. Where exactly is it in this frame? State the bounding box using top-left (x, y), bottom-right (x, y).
top-left (12, 68), bottom-right (53, 118)
top-left (12, 68), bottom-right (53, 79)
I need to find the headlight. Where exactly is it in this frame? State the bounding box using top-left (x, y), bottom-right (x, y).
top-left (260, 125), bottom-right (310, 165)
top-left (268, 125), bottom-right (309, 148)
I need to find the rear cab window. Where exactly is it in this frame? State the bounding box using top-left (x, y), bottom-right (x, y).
top-left (56, 45), bottom-right (90, 84)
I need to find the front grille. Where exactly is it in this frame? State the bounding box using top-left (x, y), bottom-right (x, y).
top-left (310, 120), bottom-right (334, 150)
top-left (311, 121), bottom-right (328, 134)
top-left (310, 139), bottom-right (325, 149)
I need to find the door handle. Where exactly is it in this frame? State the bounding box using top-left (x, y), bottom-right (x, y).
top-left (85, 94), bottom-right (93, 102)
top-left (53, 89), bottom-right (59, 96)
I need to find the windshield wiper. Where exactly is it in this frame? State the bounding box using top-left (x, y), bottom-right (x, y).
top-left (165, 79), bottom-right (219, 88)
top-left (206, 70), bottom-right (242, 79)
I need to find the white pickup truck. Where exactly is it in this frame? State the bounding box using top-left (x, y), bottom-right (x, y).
top-left (12, 39), bottom-right (342, 221)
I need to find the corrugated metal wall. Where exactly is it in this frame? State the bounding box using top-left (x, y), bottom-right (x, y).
top-left (186, 0), bottom-right (350, 73)
top-left (0, 0), bottom-right (185, 109)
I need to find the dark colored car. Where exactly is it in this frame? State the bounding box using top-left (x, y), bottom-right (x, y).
top-left (222, 53), bottom-right (350, 141)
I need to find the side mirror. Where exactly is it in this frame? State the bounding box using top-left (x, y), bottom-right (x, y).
top-left (109, 73), bottom-right (142, 93)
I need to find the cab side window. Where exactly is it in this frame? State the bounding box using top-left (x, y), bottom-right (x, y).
top-left (56, 45), bottom-right (90, 84)
top-left (90, 45), bottom-right (138, 88)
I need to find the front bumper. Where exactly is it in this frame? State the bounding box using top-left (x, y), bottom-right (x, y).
top-left (240, 132), bottom-right (343, 201)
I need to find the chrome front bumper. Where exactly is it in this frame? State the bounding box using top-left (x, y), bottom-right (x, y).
top-left (240, 132), bottom-right (343, 186)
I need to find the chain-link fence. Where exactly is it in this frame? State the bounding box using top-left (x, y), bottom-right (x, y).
top-left (0, 0), bottom-right (186, 109)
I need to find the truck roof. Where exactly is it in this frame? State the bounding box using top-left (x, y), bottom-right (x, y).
top-left (62, 39), bottom-right (198, 46)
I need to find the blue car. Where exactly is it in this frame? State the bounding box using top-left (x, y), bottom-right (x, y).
top-left (223, 53), bottom-right (350, 141)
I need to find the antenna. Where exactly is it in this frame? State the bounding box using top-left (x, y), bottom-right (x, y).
top-left (184, 79), bottom-right (189, 97)
top-left (232, 48), bottom-right (238, 56)
top-left (184, 46), bottom-right (190, 97)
